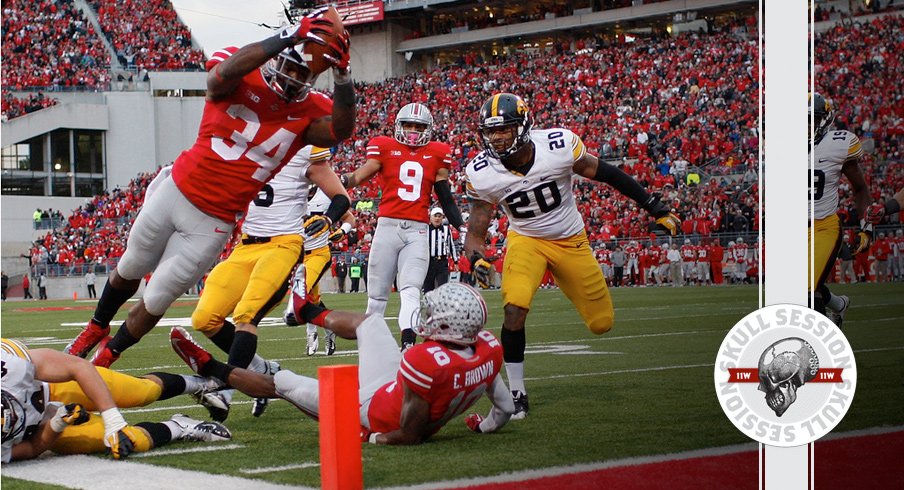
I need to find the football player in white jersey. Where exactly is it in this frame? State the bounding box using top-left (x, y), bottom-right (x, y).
top-left (1, 338), bottom-right (229, 462)
top-left (463, 93), bottom-right (681, 418)
top-left (188, 145), bottom-right (350, 421)
top-left (808, 92), bottom-right (871, 326)
top-left (299, 185), bottom-right (355, 356)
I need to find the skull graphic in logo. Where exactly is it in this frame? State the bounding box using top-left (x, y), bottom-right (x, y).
top-left (757, 338), bottom-right (819, 417)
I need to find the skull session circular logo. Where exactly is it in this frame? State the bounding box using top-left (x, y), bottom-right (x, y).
top-left (713, 304), bottom-right (857, 447)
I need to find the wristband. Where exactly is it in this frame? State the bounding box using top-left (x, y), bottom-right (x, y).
top-left (368, 432), bottom-right (381, 444)
top-left (49, 404), bottom-right (68, 433)
top-left (886, 198), bottom-right (902, 215)
top-left (341, 222), bottom-right (353, 233)
top-left (101, 408), bottom-right (127, 433)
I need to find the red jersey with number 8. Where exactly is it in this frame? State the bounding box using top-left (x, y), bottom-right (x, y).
top-left (172, 46), bottom-right (333, 223)
top-left (366, 330), bottom-right (503, 435)
top-left (365, 136), bottom-right (451, 222)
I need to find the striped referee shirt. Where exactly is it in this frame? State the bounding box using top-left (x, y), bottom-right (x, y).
top-left (428, 224), bottom-right (459, 261)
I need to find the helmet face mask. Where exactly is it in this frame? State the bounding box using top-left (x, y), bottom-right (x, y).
top-left (809, 92), bottom-right (835, 145)
top-left (413, 283), bottom-right (488, 346)
top-left (262, 46), bottom-right (318, 102)
top-left (2, 390), bottom-right (26, 444)
top-left (478, 93), bottom-right (533, 159)
top-left (394, 103), bottom-right (434, 146)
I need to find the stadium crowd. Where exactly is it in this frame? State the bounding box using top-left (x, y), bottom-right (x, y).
top-left (1, 0), bottom-right (111, 91)
top-left (0, 90), bottom-right (59, 121)
top-left (12, 7), bottom-right (903, 287)
top-left (87, 0), bottom-right (205, 71)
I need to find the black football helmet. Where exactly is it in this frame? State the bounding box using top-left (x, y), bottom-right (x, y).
top-left (809, 92), bottom-right (835, 145)
top-left (262, 45), bottom-right (318, 102)
top-left (478, 93), bottom-right (533, 159)
top-left (2, 390), bottom-right (26, 444)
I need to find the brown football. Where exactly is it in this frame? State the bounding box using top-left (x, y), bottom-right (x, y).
top-left (302, 7), bottom-right (346, 75)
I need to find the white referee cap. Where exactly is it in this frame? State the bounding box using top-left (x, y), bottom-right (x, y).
top-left (430, 207), bottom-right (444, 216)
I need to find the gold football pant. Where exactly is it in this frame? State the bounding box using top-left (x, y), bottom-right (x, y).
top-left (304, 245), bottom-right (334, 304)
top-left (808, 214), bottom-right (841, 292)
top-left (502, 230), bottom-right (614, 334)
top-left (48, 367), bottom-right (161, 455)
top-left (193, 234), bottom-right (303, 333)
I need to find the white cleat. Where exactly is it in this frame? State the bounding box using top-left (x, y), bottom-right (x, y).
top-left (169, 413), bottom-right (232, 442)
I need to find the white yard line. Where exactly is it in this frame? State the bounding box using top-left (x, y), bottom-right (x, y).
top-left (239, 462), bottom-right (320, 474)
top-left (131, 443), bottom-right (245, 458)
top-left (2, 454), bottom-right (312, 490)
top-left (524, 363), bottom-right (713, 381)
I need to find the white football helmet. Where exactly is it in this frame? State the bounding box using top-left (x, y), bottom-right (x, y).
top-left (413, 283), bottom-right (487, 345)
top-left (2, 390), bottom-right (26, 444)
top-left (737, 237), bottom-right (744, 244)
top-left (394, 103), bottom-right (434, 146)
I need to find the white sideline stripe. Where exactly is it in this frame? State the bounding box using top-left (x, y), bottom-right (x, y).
top-left (378, 442), bottom-right (759, 490)
top-left (2, 454), bottom-right (311, 490)
top-left (381, 426), bottom-right (904, 490)
top-left (524, 363), bottom-right (711, 381)
top-left (239, 462), bottom-right (320, 474)
top-left (131, 443), bottom-right (244, 458)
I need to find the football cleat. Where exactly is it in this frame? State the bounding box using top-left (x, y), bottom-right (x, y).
top-left (306, 331), bottom-right (319, 356)
top-left (828, 295), bottom-right (850, 328)
top-left (191, 390), bottom-right (230, 423)
top-left (251, 360), bottom-right (280, 417)
top-left (64, 319), bottom-right (110, 358)
top-left (90, 336), bottom-right (120, 368)
top-left (284, 264), bottom-right (307, 326)
top-left (170, 327), bottom-right (212, 374)
top-left (511, 390), bottom-right (529, 420)
top-left (325, 330), bottom-right (337, 356)
top-left (400, 328), bottom-right (416, 352)
top-left (169, 413), bottom-right (232, 442)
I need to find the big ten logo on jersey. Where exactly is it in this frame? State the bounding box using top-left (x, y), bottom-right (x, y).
top-left (212, 104), bottom-right (296, 182)
top-left (398, 160), bottom-right (426, 202)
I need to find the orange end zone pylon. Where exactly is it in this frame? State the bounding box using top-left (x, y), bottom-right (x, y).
top-left (319, 365), bottom-right (363, 490)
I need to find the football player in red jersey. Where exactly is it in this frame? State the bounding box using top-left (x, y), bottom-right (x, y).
top-left (340, 103), bottom-right (464, 351)
top-left (171, 281), bottom-right (514, 445)
top-left (64, 8), bottom-right (355, 367)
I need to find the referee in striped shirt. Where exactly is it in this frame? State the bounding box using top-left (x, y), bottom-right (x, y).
top-left (424, 207), bottom-right (459, 292)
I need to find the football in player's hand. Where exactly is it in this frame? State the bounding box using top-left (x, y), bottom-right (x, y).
top-left (303, 7), bottom-right (347, 75)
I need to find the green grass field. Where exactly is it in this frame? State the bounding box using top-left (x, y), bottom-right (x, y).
top-left (2, 283), bottom-right (902, 488)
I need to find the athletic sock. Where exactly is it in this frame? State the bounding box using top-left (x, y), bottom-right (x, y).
top-left (136, 421), bottom-right (173, 447)
top-left (505, 362), bottom-right (526, 393)
top-left (146, 372), bottom-right (188, 400)
top-left (209, 320), bottom-right (236, 354)
top-left (501, 327), bottom-right (527, 392)
top-left (227, 331), bottom-right (257, 369)
top-left (107, 323), bottom-right (139, 355)
top-left (92, 279), bottom-right (139, 327)
top-left (826, 293), bottom-right (845, 312)
top-left (199, 358), bottom-right (236, 384)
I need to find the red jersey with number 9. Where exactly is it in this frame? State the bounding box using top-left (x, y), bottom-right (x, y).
top-left (366, 330), bottom-right (503, 435)
top-left (172, 46), bottom-right (333, 223)
top-left (365, 136), bottom-right (452, 222)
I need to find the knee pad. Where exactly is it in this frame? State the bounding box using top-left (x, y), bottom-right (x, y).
top-left (192, 308), bottom-right (224, 335)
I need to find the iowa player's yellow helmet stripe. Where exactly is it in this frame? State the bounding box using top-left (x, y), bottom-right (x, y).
top-left (491, 94), bottom-right (501, 117)
top-left (1, 338), bottom-right (31, 361)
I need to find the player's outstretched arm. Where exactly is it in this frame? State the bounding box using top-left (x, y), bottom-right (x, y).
top-left (30, 349), bottom-right (118, 412)
top-left (433, 167), bottom-right (464, 229)
top-left (463, 198), bottom-right (493, 260)
top-left (305, 162), bottom-right (351, 237)
top-left (340, 158), bottom-right (382, 189)
top-left (371, 384), bottom-right (432, 445)
top-left (842, 160), bottom-right (873, 254)
top-left (10, 412), bottom-right (62, 461)
top-left (465, 376), bottom-right (515, 434)
top-left (573, 153), bottom-right (680, 234)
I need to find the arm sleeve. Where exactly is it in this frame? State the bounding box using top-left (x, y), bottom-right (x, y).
top-left (591, 161), bottom-right (653, 208)
top-left (479, 377), bottom-right (514, 433)
top-left (434, 180), bottom-right (464, 229)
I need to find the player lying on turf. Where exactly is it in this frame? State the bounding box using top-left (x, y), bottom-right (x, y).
top-left (2, 339), bottom-right (231, 462)
top-left (171, 281), bottom-right (514, 445)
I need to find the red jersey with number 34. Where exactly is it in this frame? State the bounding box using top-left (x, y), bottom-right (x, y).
top-left (366, 330), bottom-right (503, 435)
top-left (366, 136), bottom-right (451, 222)
top-left (172, 46), bottom-right (332, 222)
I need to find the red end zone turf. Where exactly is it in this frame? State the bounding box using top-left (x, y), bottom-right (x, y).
top-left (464, 430), bottom-right (902, 490)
